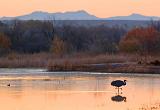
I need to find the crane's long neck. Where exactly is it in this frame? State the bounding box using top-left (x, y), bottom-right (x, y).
top-left (123, 80), bottom-right (126, 85)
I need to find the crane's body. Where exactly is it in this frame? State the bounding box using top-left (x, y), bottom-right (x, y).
top-left (111, 80), bottom-right (127, 93)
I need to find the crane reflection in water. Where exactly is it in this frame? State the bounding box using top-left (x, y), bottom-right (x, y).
top-left (111, 94), bottom-right (127, 102)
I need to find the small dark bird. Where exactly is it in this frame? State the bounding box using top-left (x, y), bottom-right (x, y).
top-left (7, 83), bottom-right (10, 87)
top-left (111, 80), bottom-right (127, 92)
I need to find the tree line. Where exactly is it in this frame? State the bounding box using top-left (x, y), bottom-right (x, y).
top-left (0, 20), bottom-right (159, 56)
top-left (0, 20), bottom-right (126, 55)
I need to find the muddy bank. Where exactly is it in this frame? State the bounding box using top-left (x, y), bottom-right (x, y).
top-left (48, 63), bottom-right (160, 74)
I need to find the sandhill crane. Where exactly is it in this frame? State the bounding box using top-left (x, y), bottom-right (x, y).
top-left (111, 80), bottom-right (127, 92)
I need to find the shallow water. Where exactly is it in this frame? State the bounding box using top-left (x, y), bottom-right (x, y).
top-left (0, 69), bottom-right (160, 110)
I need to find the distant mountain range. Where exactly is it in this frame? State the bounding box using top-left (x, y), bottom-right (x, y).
top-left (0, 10), bottom-right (160, 21)
top-left (107, 13), bottom-right (160, 21)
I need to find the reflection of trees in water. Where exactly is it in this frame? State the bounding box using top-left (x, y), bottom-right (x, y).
top-left (139, 103), bottom-right (160, 110)
top-left (111, 95), bottom-right (126, 102)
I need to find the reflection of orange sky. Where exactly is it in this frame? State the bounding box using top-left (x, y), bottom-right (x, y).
top-left (0, 89), bottom-right (160, 110)
top-left (0, 76), bottom-right (160, 110)
top-left (0, 0), bottom-right (160, 17)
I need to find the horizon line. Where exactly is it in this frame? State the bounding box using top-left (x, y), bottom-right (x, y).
top-left (0, 10), bottom-right (159, 19)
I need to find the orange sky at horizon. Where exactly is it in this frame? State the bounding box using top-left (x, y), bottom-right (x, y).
top-left (0, 0), bottom-right (160, 18)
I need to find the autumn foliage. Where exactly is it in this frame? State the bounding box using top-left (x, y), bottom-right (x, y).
top-left (50, 36), bottom-right (66, 56)
top-left (119, 27), bottom-right (160, 55)
top-left (0, 33), bottom-right (11, 55)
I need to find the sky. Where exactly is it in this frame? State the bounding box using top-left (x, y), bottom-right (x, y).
top-left (0, 0), bottom-right (160, 18)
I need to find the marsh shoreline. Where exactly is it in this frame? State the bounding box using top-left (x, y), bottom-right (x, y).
top-left (0, 53), bottom-right (159, 74)
top-left (47, 63), bottom-right (160, 74)
top-left (0, 64), bottom-right (160, 74)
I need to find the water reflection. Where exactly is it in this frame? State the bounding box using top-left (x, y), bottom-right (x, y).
top-left (0, 71), bottom-right (160, 110)
top-left (111, 90), bottom-right (127, 102)
top-left (139, 103), bottom-right (160, 110)
top-left (111, 95), bottom-right (127, 102)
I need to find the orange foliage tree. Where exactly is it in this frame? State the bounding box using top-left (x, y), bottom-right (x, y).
top-left (50, 36), bottom-right (66, 56)
top-left (119, 27), bottom-right (160, 55)
top-left (0, 33), bottom-right (11, 55)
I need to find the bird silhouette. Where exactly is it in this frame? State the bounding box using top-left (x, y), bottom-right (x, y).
top-left (111, 95), bottom-right (127, 102)
top-left (111, 80), bottom-right (127, 92)
top-left (7, 83), bottom-right (10, 87)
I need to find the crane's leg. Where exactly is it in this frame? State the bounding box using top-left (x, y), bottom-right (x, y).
top-left (118, 87), bottom-right (119, 94)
